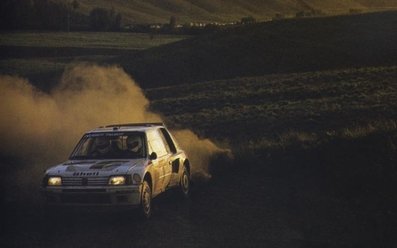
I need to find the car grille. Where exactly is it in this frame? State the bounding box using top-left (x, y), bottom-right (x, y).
top-left (62, 177), bottom-right (109, 186)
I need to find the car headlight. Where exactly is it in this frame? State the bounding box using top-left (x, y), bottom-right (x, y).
top-left (48, 176), bottom-right (62, 186)
top-left (109, 176), bottom-right (126, 185)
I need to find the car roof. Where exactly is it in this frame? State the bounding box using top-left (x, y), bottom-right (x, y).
top-left (87, 123), bottom-right (164, 134)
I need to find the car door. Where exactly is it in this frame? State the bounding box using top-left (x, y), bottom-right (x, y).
top-left (159, 128), bottom-right (181, 187)
top-left (146, 129), bottom-right (171, 194)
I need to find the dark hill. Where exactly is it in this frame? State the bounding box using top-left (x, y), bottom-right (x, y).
top-left (116, 11), bottom-right (397, 88)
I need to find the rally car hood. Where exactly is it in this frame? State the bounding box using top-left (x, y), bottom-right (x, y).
top-left (46, 159), bottom-right (146, 177)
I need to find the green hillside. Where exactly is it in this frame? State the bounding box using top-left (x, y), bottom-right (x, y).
top-left (115, 11), bottom-right (397, 88)
top-left (57, 0), bottom-right (397, 24)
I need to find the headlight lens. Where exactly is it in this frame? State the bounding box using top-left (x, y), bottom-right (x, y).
top-left (109, 176), bottom-right (126, 185)
top-left (48, 176), bottom-right (62, 186)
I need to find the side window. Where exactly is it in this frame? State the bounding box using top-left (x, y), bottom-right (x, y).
top-left (146, 130), bottom-right (169, 158)
top-left (160, 128), bottom-right (177, 153)
top-left (158, 130), bottom-right (171, 153)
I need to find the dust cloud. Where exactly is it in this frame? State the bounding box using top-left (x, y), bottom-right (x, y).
top-left (0, 64), bottom-right (229, 202)
top-left (173, 130), bottom-right (231, 179)
top-left (0, 64), bottom-right (159, 163)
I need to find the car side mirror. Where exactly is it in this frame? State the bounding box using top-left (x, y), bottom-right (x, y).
top-left (149, 152), bottom-right (157, 160)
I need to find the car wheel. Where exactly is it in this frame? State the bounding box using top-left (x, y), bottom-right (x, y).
top-left (140, 180), bottom-right (152, 219)
top-left (180, 167), bottom-right (190, 198)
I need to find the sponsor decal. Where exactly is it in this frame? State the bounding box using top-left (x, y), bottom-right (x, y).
top-left (72, 172), bottom-right (99, 176)
top-left (86, 132), bottom-right (125, 137)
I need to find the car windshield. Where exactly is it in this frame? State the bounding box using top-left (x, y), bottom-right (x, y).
top-left (70, 132), bottom-right (146, 160)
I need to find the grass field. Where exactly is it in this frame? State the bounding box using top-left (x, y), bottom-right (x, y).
top-left (146, 66), bottom-right (397, 145)
top-left (0, 31), bottom-right (188, 90)
top-left (0, 31), bottom-right (188, 49)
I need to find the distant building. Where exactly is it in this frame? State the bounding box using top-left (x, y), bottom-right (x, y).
top-left (186, 22), bottom-right (206, 28)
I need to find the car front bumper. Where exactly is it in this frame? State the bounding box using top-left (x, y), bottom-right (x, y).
top-left (42, 185), bottom-right (142, 206)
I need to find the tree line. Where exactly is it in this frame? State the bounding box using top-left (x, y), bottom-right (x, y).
top-left (0, 0), bottom-right (122, 31)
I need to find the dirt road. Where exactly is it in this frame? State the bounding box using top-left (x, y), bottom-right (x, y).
top-left (2, 164), bottom-right (395, 248)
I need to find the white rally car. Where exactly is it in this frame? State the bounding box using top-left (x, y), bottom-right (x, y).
top-left (41, 123), bottom-right (191, 218)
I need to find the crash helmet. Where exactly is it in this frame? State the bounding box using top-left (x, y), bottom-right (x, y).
top-left (127, 135), bottom-right (142, 153)
top-left (95, 136), bottom-right (110, 153)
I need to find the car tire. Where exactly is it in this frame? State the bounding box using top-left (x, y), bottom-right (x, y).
top-left (179, 167), bottom-right (190, 198)
top-left (140, 180), bottom-right (152, 219)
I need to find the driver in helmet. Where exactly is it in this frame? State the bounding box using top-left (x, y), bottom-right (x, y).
top-left (91, 136), bottom-right (111, 157)
top-left (125, 135), bottom-right (143, 157)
